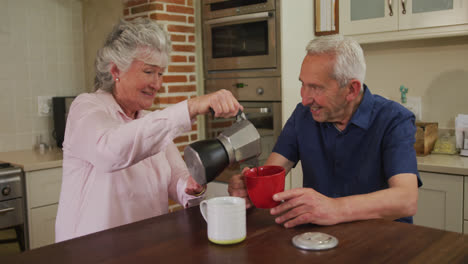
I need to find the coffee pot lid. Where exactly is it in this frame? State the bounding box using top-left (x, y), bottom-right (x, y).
top-left (292, 232), bottom-right (338, 250)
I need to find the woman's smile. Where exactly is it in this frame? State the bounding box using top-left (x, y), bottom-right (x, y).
top-left (141, 89), bottom-right (155, 97)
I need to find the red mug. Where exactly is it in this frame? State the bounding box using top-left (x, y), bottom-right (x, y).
top-left (243, 165), bottom-right (285, 209)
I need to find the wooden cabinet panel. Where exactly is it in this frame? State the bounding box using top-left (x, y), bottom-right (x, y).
top-left (29, 204), bottom-right (58, 249)
top-left (413, 171), bottom-right (463, 233)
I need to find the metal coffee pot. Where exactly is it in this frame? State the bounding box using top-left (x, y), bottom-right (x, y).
top-left (184, 112), bottom-right (261, 185)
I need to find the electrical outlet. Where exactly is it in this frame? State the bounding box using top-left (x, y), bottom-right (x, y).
top-left (405, 96), bottom-right (422, 121)
top-left (38, 96), bottom-right (53, 116)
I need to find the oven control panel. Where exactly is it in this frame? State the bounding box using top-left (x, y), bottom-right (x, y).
top-left (0, 166), bottom-right (23, 201)
top-left (203, 0), bottom-right (276, 20)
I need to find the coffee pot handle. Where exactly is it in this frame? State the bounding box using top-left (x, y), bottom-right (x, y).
top-left (200, 200), bottom-right (209, 222)
top-left (209, 108), bottom-right (245, 121)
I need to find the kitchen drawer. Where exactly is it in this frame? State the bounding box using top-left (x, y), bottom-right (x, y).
top-left (29, 203), bottom-right (58, 249)
top-left (26, 167), bottom-right (62, 208)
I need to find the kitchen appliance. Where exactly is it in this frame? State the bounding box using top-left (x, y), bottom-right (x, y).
top-left (0, 163), bottom-right (28, 252)
top-left (202, 0), bottom-right (281, 78)
top-left (204, 77), bottom-right (282, 182)
top-left (52, 96), bottom-right (75, 148)
top-left (184, 112), bottom-right (262, 185)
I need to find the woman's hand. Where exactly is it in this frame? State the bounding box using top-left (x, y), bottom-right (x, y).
top-left (187, 89), bottom-right (243, 119)
top-left (185, 176), bottom-right (206, 196)
top-left (228, 167), bottom-right (253, 209)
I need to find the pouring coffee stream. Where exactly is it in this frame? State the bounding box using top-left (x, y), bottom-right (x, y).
top-left (184, 109), bottom-right (262, 185)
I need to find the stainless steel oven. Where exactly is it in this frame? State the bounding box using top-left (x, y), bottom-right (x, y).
top-left (0, 163), bottom-right (28, 254)
top-left (202, 0), bottom-right (281, 78)
top-left (205, 77), bottom-right (281, 182)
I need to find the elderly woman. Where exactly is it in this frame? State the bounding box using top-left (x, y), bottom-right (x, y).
top-left (55, 18), bottom-right (242, 242)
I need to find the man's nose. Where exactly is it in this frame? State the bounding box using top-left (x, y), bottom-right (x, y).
top-left (301, 92), bottom-right (314, 106)
top-left (302, 97), bottom-right (313, 106)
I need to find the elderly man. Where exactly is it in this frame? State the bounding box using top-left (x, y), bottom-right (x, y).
top-left (229, 35), bottom-right (422, 228)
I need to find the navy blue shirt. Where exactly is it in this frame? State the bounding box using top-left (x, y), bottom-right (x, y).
top-left (273, 85), bottom-right (422, 223)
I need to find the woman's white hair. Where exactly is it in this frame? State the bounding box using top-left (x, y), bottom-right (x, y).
top-left (305, 35), bottom-right (366, 90)
top-left (94, 17), bottom-right (172, 92)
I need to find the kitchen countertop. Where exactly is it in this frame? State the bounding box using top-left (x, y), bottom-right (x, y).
top-left (0, 148), bottom-right (63, 172)
top-left (4, 206), bottom-right (468, 263)
top-left (417, 153), bottom-right (468, 176)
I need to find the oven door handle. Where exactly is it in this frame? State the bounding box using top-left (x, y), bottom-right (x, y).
top-left (244, 107), bottom-right (271, 114)
top-left (205, 11), bottom-right (272, 25)
top-left (0, 207), bottom-right (15, 214)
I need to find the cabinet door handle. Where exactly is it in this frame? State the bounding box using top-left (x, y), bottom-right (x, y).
top-left (388, 0), bottom-right (393, 16)
top-left (401, 0), bottom-right (407, 14)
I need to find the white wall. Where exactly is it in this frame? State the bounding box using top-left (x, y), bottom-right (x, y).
top-left (362, 36), bottom-right (468, 129)
top-left (0, 0), bottom-right (85, 152)
top-left (280, 0), bottom-right (314, 124)
top-left (82, 0), bottom-right (123, 93)
top-left (280, 0), bottom-right (314, 189)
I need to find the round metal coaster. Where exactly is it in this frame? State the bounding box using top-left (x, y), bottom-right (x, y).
top-left (292, 232), bottom-right (338, 251)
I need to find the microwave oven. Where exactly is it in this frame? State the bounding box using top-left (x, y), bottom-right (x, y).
top-left (202, 0), bottom-right (281, 78)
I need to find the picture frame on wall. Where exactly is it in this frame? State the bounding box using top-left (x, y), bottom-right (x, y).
top-left (314, 0), bottom-right (339, 36)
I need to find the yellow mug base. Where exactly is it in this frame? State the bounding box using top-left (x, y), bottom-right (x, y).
top-left (209, 236), bottom-right (246, 245)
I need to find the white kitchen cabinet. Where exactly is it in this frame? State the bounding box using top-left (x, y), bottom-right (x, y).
top-left (29, 204), bottom-right (59, 249)
top-left (413, 171), bottom-right (464, 233)
top-left (205, 181), bottom-right (229, 199)
top-left (464, 176), bottom-right (468, 234)
top-left (25, 167), bottom-right (62, 249)
top-left (340, 0), bottom-right (468, 43)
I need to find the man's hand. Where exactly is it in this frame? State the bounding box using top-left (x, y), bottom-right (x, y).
top-left (270, 188), bottom-right (342, 228)
top-left (228, 167), bottom-right (253, 209)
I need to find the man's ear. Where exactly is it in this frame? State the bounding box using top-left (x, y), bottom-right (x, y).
top-left (110, 63), bottom-right (120, 80)
top-left (346, 79), bottom-right (362, 101)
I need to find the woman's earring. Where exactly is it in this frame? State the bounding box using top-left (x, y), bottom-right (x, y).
top-left (115, 77), bottom-right (120, 82)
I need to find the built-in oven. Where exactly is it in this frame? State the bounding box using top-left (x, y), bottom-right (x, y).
top-left (0, 163), bottom-right (28, 255)
top-left (205, 77), bottom-right (281, 182)
top-left (202, 0), bottom-right (281, 78)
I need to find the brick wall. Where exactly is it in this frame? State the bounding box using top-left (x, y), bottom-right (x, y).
top-left (123, 0), bottom-right (198, 154)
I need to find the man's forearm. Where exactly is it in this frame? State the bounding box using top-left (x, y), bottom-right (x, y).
top-left (335, 173), bottom-right (418, 223)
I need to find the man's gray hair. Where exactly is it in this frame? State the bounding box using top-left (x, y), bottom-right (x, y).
top-left (305, 35), bottom-right (366, 90)
top-left (94, 17), bottom-right (172, 92)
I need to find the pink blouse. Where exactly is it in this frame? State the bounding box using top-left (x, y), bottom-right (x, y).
top-left (55, 90), bottom-right (201, 242)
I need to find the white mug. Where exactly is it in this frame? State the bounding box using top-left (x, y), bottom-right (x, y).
top-left (200, 196), bottom-right (246, 245)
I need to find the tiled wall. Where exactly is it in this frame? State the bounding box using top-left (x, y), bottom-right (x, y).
top-left (123, 0), bottom-right (198, 153)
top-left (0, 0), bottom-right (85, 152)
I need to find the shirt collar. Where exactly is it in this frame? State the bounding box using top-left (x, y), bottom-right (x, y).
top-left (348, 84), bottom-right (374, 130)
top-left (96, 89), bottom-right (146, 120)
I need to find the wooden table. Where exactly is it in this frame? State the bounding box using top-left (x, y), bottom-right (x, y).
top-left (5, 207), bottom-right (468, 263)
